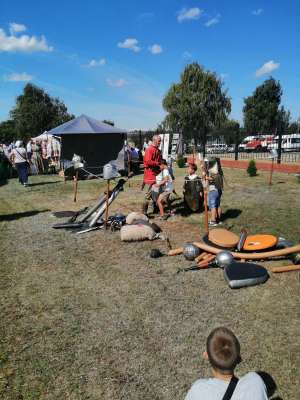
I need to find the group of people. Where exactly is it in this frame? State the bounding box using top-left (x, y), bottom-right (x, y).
top-left (141, 137), bottom-right (270, 398)
top-left (142, 134), bottom-right (224, 225)
top-left (0, 135), bottom-right (61, 187)
top-left (142, 135), bottom-right (174, 220)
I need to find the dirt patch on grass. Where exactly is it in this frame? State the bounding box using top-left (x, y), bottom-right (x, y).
top-left (0, 171), bottom-right (300, 399)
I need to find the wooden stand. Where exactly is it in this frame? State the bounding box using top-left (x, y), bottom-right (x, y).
top-left (127, 152), bottom-right (131, 188)
top-left (104, 179), bottom-right (110, 229)
top-left (73, 170), bottom-right (79, 202)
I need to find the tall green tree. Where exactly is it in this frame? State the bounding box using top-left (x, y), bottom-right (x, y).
top-left (0, 120), bottom-right (15, 143)
top-left (162, 63), bottom-right (231, 154)
top-left (277, 106), bottom-right (291, 133)
top-left (210, 119), bottom-right (241, 145)
top-left (10, 83), bottom-right (74, 140)
top-left (287, 119), bottom-right (300, 135)
top-left (243, 77), bottom-right (282, 134)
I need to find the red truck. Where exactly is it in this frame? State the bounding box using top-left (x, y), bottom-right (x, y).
top-left (245, 135), bottom-right (274, 152)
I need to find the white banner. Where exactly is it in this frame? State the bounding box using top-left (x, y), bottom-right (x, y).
top-left (161, 133), bottom-right (170, 160)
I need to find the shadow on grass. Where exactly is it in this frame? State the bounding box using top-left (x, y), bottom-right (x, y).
top-left (220, 208), bottom-right (242, 221)
top-left (172, 200), bottom-right (203, 217)
top-left (256, 371), bottom-right (283, 400)
top-left (28, 181), bottom-right (61, 187)
top-left (0, 209), bottom-right (50, 222)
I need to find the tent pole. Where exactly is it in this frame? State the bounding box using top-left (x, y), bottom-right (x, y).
top-left (105, 179), bottom-right (110, 229)
top-left (73, 170), bottom-right (79, 202)
top-left (127, 151), bottom-right (131, 187)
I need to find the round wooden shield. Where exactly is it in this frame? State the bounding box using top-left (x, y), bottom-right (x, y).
top-left (208, 228), bottom-right (239, 249)
top-left (243, 234), bottom-right (278, 251)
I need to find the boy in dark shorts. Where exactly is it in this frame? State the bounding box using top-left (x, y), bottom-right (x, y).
top-left (206, 157), bottom-right (224, 226)
top-left (184, 327), bottom-right (267, 400)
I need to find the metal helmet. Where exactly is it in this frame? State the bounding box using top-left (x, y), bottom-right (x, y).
top-left (276, 237), bottom-right (294, 249)
top-left (215, 251), bottom-right (234, 268)
top-left (183, 243), bottom-right (200, 261)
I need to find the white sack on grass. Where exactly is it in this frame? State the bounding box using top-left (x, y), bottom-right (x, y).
top-left (120, 224), bottom-right (156, 241)
top-left (126, 212), bottom-right (148, 225)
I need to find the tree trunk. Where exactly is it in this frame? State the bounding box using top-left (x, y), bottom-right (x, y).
top-left (277, 127), bottom-right (282, 164)
top-left (193, 133), bottom-right (198, 149)
top-left (234, 131), bottom-right (239, 161)
top-left (202, 127), bottom-right (207, 158)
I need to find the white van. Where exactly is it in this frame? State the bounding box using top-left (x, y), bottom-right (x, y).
top-left (268, 134), bottom-right (300, 152)
top-left (207, 143), bottom-right (228, 153)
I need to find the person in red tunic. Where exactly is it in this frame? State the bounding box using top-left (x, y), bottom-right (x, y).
top-left (142, 135), bottom-right (162, 214)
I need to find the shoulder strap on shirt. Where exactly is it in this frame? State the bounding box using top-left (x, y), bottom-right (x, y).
top-left (222, 376), bottom-right (239, 400)
top-left (15, 149), bottom-right (27, 161)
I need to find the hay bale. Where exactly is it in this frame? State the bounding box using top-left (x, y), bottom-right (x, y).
top-left (126, 212), bottom-right (148, 225)
top-left (120, 224), bottom-right (156, 241)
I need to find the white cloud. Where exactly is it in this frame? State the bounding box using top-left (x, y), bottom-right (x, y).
top-left (106, 78), bottom-right (127, 87)
top-left (118, 38), bottom-right (141, 52)
top-left (252, 8), bottom-right (263, 16)
top-left (88, 58), bottom-right (106, 67)
top-left (205, 14), bottom-right (221, 27)
top-left (9, 22), bottom-right (27, 35)
top-left (4, 72), bottom-right (33, 82)
top-left (182, 51), bottom-right (192, 60)
top-left (148, 44), bottom-right (163, 55)
top-left (0, 28), bottom-right (53, 52)
top-left (255, 60), bottom-right (280, 77)
top-left (177, 8), bottom-right (203, 23)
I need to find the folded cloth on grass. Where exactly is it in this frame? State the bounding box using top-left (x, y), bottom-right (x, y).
top-left (126, 212), bottom-right (148, 225)
top-left (120, 224), bottom-right (156, 241)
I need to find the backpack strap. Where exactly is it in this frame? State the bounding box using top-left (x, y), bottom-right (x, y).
top-left (222, 376), bottom-right (239, 400)
top-left (15, 149), bottom-right (28, 162)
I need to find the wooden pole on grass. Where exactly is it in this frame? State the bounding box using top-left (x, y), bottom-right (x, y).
top-left (201, 159), bottom-right (209, 235)
top-left (269, 158), bottom-right (274, 186)
top-left (203, 187), bottom-right (209, 235)
top-left (73, 170), bottom-right (79, 202)
top-left (127, 149), bottom-right (131, 188)
top-left (104, 179), bottom-right (110, 229)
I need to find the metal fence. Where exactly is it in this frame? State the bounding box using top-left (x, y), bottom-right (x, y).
top-left (205, 133), bottom-right (300, 164)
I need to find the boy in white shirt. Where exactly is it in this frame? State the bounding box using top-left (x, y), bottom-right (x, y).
top-left (152, 159), bottom-right (173, 220)
top-left (185, 327), bottom-right (268, 400)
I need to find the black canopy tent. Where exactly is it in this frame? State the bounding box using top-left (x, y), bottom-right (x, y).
top-left (47, 114), bottom-right (127, 174)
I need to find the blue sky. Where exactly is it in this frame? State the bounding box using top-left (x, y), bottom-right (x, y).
top-left (0, 0), bottom-right (299, 130)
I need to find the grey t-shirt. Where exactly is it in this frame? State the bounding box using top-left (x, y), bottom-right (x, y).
top-left (12, 147), bottom-right (27, 164)
top-left (185, 372), bottom-right (268, 400)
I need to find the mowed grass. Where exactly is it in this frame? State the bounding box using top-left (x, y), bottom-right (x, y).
top-left (0, 167), bottom-right (300, 400)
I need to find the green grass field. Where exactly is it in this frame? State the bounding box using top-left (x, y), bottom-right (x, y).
top-left (0, 167), bottom-right (300, 399)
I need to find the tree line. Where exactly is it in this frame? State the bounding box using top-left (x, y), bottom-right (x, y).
top-left (1, 66), bottom-right (299, 145)
top-left (0, 83), bottom-right (74, 143)
top-left (162, 63), bottom-right (299, 150)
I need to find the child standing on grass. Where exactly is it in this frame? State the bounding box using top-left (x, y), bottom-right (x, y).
top-left (206, 157), bottom-right (224, 226)
top-left (152, 159), bottom-right (173, 220)
top-left (184, 327), bottom-right (268, 400)
top-left (183, 163), bottom-right (204, 212)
